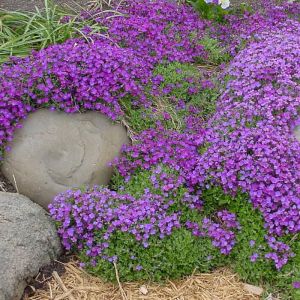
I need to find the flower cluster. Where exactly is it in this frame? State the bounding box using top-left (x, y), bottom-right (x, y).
top-left (112, 16), bottom-right (300, 270)
top-left (113, 126), bottom-right (205, 189)
top-left (186, 210), bottom-right (240, 255)
top-left (0, 0), bottom-right (212, 158)
top-left (213, 1), bottom-right (300, 55)
top-left (202, 218), bottom-right (236, 255)
top-left (104, 0), bottom-right (209, 64)
top-left (193, 23), bottom-right (300, 267)
top-left (0, 39), bottom-right (151, 150)
top-left (264, 235), bottom-right (295, 270)
top-left (51, 183), bottom-right (240, 272)
top-left (216, 209), bottom-right (240, 230)
top-left (1, 0), bottom-right (299, 283)
top-left (49, 187), bottom-right (182, 262)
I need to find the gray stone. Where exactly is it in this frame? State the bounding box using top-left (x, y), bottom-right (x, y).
top-left (243, 283), bottom-right (264, 296)
top-left (0, 192), bottom-right (61, 300)
top-left (295, 125), bottom-right (300, 142)
top-left (1, 109), bottom-right (129, 209)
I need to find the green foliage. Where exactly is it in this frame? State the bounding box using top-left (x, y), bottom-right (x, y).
top-left (120, 97), bottom-right (156, 133)
top-left (111, 165), bottom-right (185, 201)
top-left (80, 228), bottom-right (227, 282)
top-left (121, 62), bottom-right (220, 133)
top-left (152, 62), bottom-right (219, 122)
top-left (102, 168), bottom-right (228, 282)
top-left (0, 0), bottom-right (108, 63)
top-left (152, 62), bottom-right (201, 98)
top-left (202, 186), bottom-right (300, 299)
top-left (198, 142), bottom-right (211, 155)
top-left (199, 37), bottom-right (231, 65)
top-left (188, 0), bottom-right (229, 22)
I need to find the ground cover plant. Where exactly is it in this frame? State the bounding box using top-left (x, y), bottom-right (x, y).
top-left (1, 0), bottom-right (300, 298)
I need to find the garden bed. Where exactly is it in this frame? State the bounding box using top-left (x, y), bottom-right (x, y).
top-left (1, 0), bottom-right (300, 299)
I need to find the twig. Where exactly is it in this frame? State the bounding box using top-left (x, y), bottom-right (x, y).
top-left (121, 118), bottom-right (137, 142)
top-left (0, 181), bottom-right (6, 192)
top-left (48, 282), bottom-right (53, 300)
top-left (52, 271), bottom-right (76, 300)
top-left (113, 262), bottom-right (128, 300)
top-left (12, 173), bottom-right (19, 193)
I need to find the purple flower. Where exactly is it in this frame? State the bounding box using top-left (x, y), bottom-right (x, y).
top-left (250, 253), bottom-right (259, 262)
top-left (39, 0), bottom-right (300, 275)
top-left (249, 240), bottom-right (256, 247)
top-left (135, 265), bottom-right (143, 271)
top-left (293, 282), bottom-right (300, 289)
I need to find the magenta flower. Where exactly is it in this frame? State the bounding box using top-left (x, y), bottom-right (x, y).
top-left (293, 282), bottom-right (300, 289)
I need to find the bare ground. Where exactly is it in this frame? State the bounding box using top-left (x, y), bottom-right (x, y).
top-left (0, 0), bottom-right (92, 12)
top-left (0, 171), bottom-right (16, 193)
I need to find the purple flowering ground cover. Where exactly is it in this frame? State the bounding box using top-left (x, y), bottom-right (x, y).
top-left (1, 0), bottom-right (300, 298)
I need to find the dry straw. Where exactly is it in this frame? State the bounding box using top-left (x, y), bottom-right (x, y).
top-left (0, 181), bottom-right (6, 192)
top-left (24, 258), bottom-right (261, 300)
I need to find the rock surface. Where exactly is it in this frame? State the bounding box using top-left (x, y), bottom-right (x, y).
top-left (0, 192), bottom-right (61, 300)
top-left (295, 125), bottom-right (300, 142)
top-left (1, 109), bottom-right (129, 209)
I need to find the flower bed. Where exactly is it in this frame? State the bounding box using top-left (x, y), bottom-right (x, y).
top-left (1, 0), bottom-right (300, 298)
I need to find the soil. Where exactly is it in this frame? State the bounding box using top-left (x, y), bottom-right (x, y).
top-left (0, 171), bottom-right (16, 193)
top-left (22, 255), bottom-right (69, 299)
top-left (0, 0), bottom-right (92, 12)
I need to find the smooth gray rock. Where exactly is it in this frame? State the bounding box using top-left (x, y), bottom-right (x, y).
top-left (295, 125), bottom-right (300, 142)
top-left (0, 192), bottom-right (61, 300)
top-left (1, 109), bottom-right (129, 209)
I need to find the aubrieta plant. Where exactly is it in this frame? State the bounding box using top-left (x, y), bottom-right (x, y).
top-left (211, 0), bottom-right (300, 55)
top-left (103, 0), bottom-right (210, 64)
top-left (49, 177), bottom-right (239, 281)
top-left (1, 0), bottom-right (300, 297)
top-left (196, 21), bottom-right (300, 240)
top-left (0, 0), bottom-right (213, 157)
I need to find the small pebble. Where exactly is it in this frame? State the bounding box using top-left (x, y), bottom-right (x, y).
top-left (243, 283), bottom-right (264, 296)
top-left (139, 285), bottom-right (148, 295)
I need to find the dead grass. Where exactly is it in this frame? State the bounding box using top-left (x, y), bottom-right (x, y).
top-left (0, 180), bottom-right (7, 192)
top-left (24, 258), bottom-right (262, 300)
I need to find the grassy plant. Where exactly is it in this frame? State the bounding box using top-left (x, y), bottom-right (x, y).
top-left (0, 0), bottom-right (111, 63)
top-left (199, 37), bottom-right (231, 65)
top-left (87, 0), bottom-right (125, 11)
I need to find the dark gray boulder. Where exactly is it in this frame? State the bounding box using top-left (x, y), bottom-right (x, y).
top-left (0, 192), bottom-right (62, 300)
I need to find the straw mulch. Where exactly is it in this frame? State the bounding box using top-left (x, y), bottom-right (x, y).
top-left (24, 258), bottom-right (262, 300)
